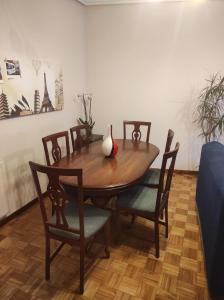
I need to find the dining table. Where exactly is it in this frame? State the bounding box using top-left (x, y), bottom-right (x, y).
top-left (53, 139), bottom-right (159, 203)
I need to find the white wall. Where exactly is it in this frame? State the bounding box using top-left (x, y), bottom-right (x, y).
top-left (0, 0), bottom-right (86, 216)
top-left (1, 0), bottom-right (224, 217)
top-left (86, 1), bottom-right (224, 170)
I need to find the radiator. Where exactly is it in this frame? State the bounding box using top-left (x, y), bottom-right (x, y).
top-left (0, 160), bottom-right (9, 219)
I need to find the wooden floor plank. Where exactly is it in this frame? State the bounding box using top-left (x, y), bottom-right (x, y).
top-left (0, 173), bottom-right (209, 299)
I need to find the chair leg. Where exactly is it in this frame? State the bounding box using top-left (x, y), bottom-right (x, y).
top-left (51, 205), bottom-right (55, 216)
top-left (104, 220), bottom-right (110, 258)
top-left (160, 210), bottom-right (164, 220)
top-left (154, 221), bottom-right (160, 258)
top-left (45, 237), bottom-right (50, 280)
top-left (79, 245), bottom-right (85, 294)
top-left (165, 204), bottom-right (169, 238)
top-left (115, 205), bottom-right (121, 242)
top-left (131, 214), bottom-right (136, 225)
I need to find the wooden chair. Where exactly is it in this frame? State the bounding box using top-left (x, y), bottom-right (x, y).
top-left (29, 161), bottom-right (111, 294)
top-left (143, 129), bottom-right (174, 186)
top-left (116, 142), bottom-right (180, 258)
top-left (42, 131), bottom-right (70, 166)
top-left (123, 120), bottom-right (151, 143)
top-left (70, 125), bottom-right (90, 153)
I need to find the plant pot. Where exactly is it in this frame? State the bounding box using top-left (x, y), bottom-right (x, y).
top-left (86, 127), bottom-right (92, 137)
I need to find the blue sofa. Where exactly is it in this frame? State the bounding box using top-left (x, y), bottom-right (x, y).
top-left (196, 141), bottom-right (224, 298)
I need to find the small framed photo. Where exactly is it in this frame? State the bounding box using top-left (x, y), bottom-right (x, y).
top-left (5, 59), bottom-right (21, 78)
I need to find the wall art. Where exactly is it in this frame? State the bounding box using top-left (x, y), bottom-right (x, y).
top-left (5, 59), bottom-right (21, 78)
top-left (0, 66), bottom-right (3, 82)
top-left (0, 58), bottom-right (63, 120)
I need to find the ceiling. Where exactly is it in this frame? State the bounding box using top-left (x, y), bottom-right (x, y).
top-left (78, 0), bottom-right (194, 5)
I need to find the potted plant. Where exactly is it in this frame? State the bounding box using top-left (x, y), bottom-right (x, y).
top-left (195, 73), bottom-right (224, 143)
top-left (78, 93), bottom-right (95, 136)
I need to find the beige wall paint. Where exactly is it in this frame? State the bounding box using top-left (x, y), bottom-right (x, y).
top-left (0, 0), bottom-right (86, 216)
top-left (1, 0), bottom-right (224, 217)
top-left (86, 1), bottom-right (224, 170)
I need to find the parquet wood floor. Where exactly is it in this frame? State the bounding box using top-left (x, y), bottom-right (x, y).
top-left (0, 173), bottom-right (210, 299)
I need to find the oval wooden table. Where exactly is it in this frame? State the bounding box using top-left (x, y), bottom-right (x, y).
top-left (54, 139), bottom-right (159, 199)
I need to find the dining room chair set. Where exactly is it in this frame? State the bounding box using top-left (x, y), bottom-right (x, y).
top-left (42, 124), bottom-right (90, 166)
top-left (29, 121), bottom-right (179, 294)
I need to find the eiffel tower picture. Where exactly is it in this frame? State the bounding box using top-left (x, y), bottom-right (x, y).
top-left (0, 60), bottom-right (63, 122)
top-left (40, 72), bottom-right (54, 113)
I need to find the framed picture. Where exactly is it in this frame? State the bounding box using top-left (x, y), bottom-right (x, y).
top-left (0, 58), bottom-right (63, 120)
top-left (5, 59), bottom-right (21, 78)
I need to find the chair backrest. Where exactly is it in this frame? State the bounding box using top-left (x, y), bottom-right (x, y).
top-left (123, 120), bottom-right (151, 143)
top-left (155, 142), bottom-right (180, 215)
top-left (42, 131), bottom-right (70, 166)
top-left (70, 125), bottom-right (90, 153)
top-left (29, 161), bottom-right (84, 239)
top-left (164, 129), bottom-right (174, 153)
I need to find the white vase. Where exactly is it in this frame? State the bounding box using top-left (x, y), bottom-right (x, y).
top-left (102, 125), bottom-right (113, 157)
top-left (102, 124), bottom-right (118, 157)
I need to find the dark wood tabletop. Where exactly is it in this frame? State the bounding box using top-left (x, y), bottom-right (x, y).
top-left (54, 139), bottom-right (159, 197)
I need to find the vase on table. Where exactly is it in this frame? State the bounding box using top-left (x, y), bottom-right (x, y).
top-left (86, 126), bottom-right (92, 138)
top-left (102, 125), bottom-right (118, 158)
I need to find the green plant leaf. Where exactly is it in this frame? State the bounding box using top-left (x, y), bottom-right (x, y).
top-left (194, 73), bottom-right (224, 142)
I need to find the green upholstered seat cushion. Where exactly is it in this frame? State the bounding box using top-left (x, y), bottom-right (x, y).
top-left (117, 186), bottom-right (158, 213)
top-left (143, 169), bottom-right (160, 185)
top-left (49, 202), bottom-right (111, 240)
